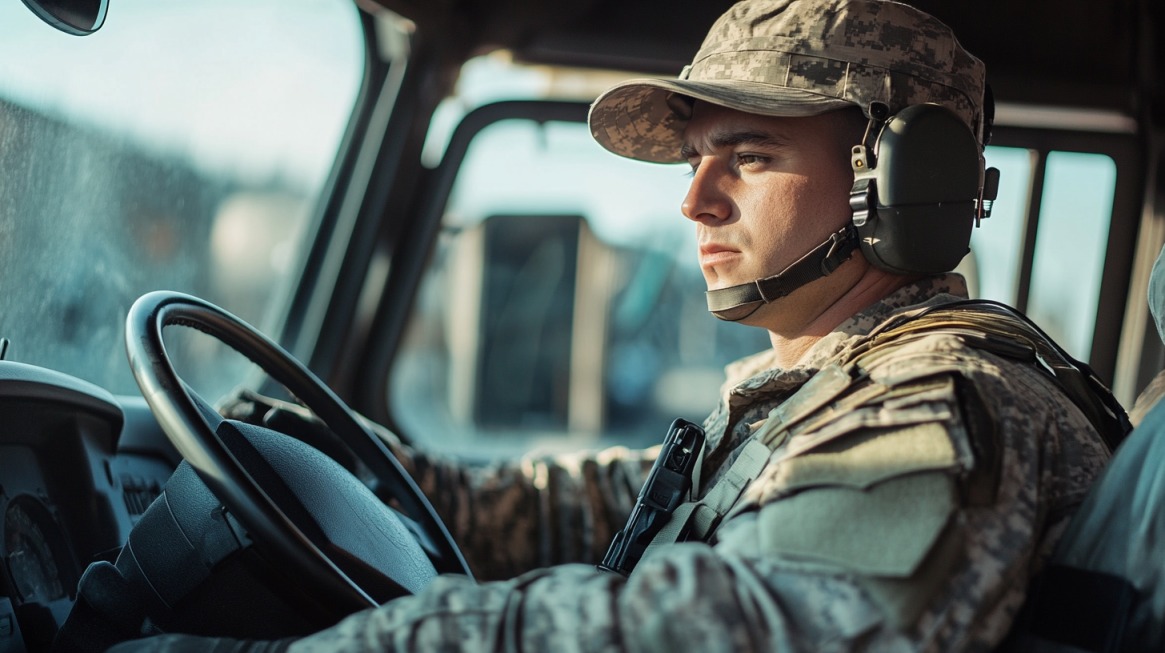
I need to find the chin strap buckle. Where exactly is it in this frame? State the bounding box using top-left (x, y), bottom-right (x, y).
top-left (821, 224), bottom-right (858, 275)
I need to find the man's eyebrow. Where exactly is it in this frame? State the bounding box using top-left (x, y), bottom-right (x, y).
top-left (679, 129), bottom-right (791, 159)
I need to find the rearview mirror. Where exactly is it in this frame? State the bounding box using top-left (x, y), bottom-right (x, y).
top-left (20, 0), bottom-right (108, 35)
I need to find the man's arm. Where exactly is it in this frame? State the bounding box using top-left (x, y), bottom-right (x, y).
top-left (391, 439), bottom-right (657, 579)
top-left (200, 335), bottom-right (1107, 652)
top-left (287, 545), bottom-right (889, 653)
top-left (282, 340), bottom-right (1108, 651)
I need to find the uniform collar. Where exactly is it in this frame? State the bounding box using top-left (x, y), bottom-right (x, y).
top-left (721, 273), bottom-right (970, 399)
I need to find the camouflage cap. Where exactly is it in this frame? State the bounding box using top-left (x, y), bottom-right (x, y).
top-left (588, 0), bottom-right (986, 164)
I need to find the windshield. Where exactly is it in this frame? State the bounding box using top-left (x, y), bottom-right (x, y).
top-left (0, 0), bottom-right (364, 399)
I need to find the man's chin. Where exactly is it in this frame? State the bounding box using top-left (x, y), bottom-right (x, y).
top-left (705, 276), bottom-right (751, 293)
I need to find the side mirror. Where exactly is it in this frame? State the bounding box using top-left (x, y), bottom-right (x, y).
top-left (19, 0), bottom-right (108, 35)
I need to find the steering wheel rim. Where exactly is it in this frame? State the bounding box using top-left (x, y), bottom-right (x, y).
top-left (125, 290), bottom-right (471, 615)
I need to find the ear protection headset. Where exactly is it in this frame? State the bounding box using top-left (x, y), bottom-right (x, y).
top-left (850, 101), bottom-right (1000, 275)
top-left (705, 100), bottom-right (1000, 321)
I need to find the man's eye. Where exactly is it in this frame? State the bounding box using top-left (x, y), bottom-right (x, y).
top-left (736, 153), bottom-right (768, 167)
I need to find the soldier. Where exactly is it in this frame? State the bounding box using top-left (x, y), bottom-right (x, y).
top-left (114, 0), bottom-right (1116, 651)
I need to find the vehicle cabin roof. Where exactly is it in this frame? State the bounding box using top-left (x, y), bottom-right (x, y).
top-left (374, 0), bottom-right (1161, 116)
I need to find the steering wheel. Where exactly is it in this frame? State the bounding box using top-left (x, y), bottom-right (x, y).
top-left (124, 290), bottom-right (472, 617)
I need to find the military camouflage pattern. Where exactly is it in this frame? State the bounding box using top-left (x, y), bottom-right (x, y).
top-left (388, 438), bottom-right (657, 580)
top-left (588, 0), bottom-right (987, 163)
top-left (127, 273), bottom-right (1096, 653)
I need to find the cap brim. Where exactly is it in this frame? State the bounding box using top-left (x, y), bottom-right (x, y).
top-left (588, 77), bottom-right (854, 164)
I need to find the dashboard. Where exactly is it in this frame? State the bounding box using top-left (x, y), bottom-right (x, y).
top-left (0, 362), bottom-right (178, 653)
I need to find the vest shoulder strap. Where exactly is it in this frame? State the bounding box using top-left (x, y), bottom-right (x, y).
top-left (855, 299), bottom-right (1130, 452)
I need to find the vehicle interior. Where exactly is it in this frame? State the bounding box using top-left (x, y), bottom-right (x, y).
top-left (0, 0), bottom-right (1161, 651)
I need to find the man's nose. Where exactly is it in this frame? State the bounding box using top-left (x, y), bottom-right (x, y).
top-left (681, 159), bottom-right (732, 224)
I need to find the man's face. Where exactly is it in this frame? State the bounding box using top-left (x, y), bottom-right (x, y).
top-left (680, 103), bottom-right (856, 295)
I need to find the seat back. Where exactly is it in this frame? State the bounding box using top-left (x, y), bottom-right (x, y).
top-left (1001, 394), bottom-right (1165, 652)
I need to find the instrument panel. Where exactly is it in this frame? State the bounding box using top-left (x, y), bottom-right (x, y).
top-left (4, 496), bottom-right (72, 607)
top-left (0, 362), bottom-right (178, 653)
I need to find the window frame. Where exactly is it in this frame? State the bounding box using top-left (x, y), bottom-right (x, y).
top-left (987, 125), bottom-right (1143, 384)
top-left (352, 100), bottom-right (592, 431)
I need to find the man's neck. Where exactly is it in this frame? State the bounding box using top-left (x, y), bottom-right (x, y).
top-left (763, 267), bottom-right (919, 369)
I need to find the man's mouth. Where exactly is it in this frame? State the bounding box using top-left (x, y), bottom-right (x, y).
top-left (699, 243), bottom-right (741, 268)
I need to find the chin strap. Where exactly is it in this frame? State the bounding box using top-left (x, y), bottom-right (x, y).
top-left (705, 224), bottom-right (859, 322)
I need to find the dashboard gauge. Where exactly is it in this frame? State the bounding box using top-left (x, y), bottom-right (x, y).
top-left (4, 498), bottom-right (70, 604)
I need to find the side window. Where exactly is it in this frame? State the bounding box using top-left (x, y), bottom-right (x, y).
top-left (1027, 152), bottom-right (1117, 358)
top-left (970, 147), bottom-right (1118, 361)
top-left (970, 146), bottom-right (1033, 301)
top-left (392, 117), bottom-right (769, 453)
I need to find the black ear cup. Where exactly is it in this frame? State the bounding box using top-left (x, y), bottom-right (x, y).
top-left (849, 104), bottom-right (985, 275)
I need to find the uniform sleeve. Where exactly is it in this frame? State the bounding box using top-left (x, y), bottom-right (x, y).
top-left (389, 439), bottom-right (656, 580)
top-left (286, 545), bottom-right (890, 653)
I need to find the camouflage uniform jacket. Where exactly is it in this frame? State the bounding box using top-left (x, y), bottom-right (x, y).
top-left (280, 273), bottom-right (1110, 652)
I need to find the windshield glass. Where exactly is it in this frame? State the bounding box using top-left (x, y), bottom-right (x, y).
top-left (0, 0), bottom-right (364, 399)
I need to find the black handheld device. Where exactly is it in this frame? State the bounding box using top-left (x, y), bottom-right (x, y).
top-left (598, 418), bottom-right (705, 575)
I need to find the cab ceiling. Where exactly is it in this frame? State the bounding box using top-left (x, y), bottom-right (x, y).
top-left (374, 0), bottom-right (1162, 118)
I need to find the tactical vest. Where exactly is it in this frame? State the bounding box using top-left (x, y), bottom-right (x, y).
top-left (643, 299), bottom-right (1130, 560)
